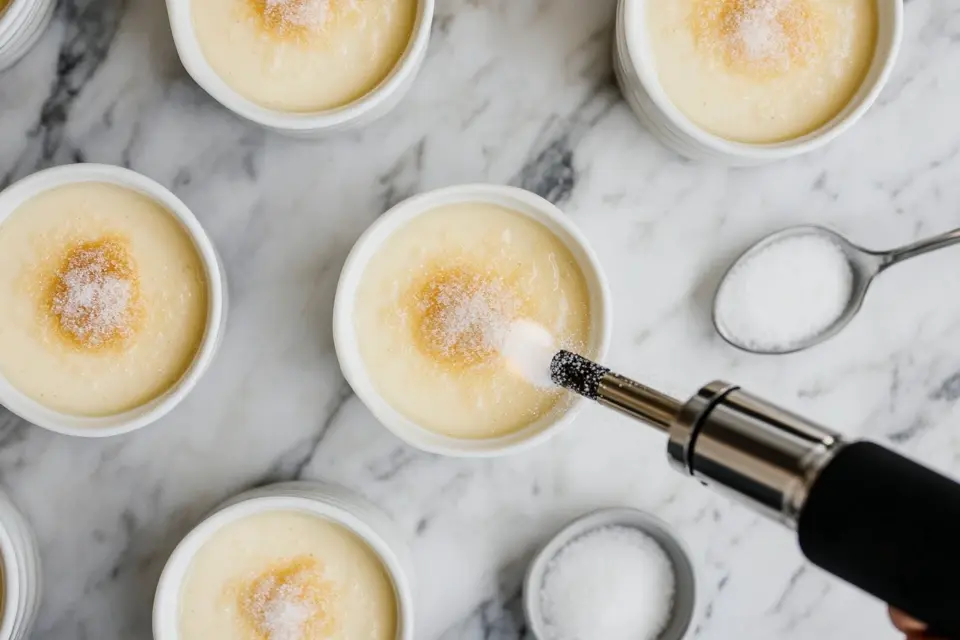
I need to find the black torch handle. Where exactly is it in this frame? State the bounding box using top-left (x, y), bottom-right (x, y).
top-left (797, 441), bottom-right (960, 638)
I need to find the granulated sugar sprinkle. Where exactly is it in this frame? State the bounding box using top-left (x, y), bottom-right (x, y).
top-left (415, 267), bottom-right (519, 367)
top-left (694, 0), bottom-right (824, 74)
top-left (732, 0), bottom-right (792, 61)
top-left (49, 237), bottom-right (139, 349)
top-left (263, 0), bottom-right (330, 30)
top-left (239, 557), bottom-right (337, 640)
top-left (254, 583), bottom-right (312, 640)
top-left (259, 0), bottom-right (359, 31)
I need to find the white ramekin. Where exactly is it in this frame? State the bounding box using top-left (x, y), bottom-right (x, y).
top-left (524, 508), bottom-right (697, 640)
top-left (153, 481), bottom-right (415, 640)
top-left (0, 0), bottom-right (56, 71)
top-left (0, 163), bottom-right (228, 438)
top-left (0, 490), bottom-right (41, 640)
top-left (614, 0), bottom-right (903, 165)
top-left (333, 184), bottom-right (613, 457)
top-left (165, 0), bottom-right (434, 136)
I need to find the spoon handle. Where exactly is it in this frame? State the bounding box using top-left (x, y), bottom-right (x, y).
top-left (881, 227), bottom-right (960, 270)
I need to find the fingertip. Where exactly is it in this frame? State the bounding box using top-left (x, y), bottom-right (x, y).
top-left (889, 608), bottom-right (928, 633)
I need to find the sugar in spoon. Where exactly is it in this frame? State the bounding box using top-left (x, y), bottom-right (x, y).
top-left (712, 225), bottom-right (960, 355)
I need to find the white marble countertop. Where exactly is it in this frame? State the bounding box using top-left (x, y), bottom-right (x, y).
top-left (2, 0), bottom-right (960, 638)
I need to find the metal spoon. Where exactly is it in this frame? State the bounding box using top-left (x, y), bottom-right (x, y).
top-left (713, 225), bottom-right (960, 354)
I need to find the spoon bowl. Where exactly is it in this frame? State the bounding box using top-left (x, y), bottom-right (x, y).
top-left (711, 224), bottom-right (953, 355)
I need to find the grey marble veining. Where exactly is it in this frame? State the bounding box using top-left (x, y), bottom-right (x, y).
top-left (3, 0), bottom-right (960, 638)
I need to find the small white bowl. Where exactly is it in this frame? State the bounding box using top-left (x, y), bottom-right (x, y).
top-left (524, 508), bottom-right (697, 640)
top-left (165, 0), bottom-right (435, 136)
top-left (153, 481), bottom-right (415, 640)
top-left (333, 184), bottom-right (613, 457)
top-left (0, 0), bottom-right (56, 71)
top-left (0, 490), bottom-right (41, 640)
top-left (614, 0), bottom-right (903, 165)
top-left (0, 163), bottom-right (228, 438)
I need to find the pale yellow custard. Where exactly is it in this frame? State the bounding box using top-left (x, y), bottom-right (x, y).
top-left (0, 183), bottom-right (207, 417)
top-left (648, 0), bottom-right (878, 143)
top-left (179, 511), bottom-right (397, 640)
top-left (191, 0), bottom-right (418, 112)
top-left (354, 203), bottom-right (593, 440)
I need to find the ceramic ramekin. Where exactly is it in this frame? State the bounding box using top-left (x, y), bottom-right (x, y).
top-left (0, 0), bottom-right (55, 71)
top-left (333, 184), bottom-right (613, 457)
top-left (0, 490), bottom-right (41, 640)
top-left (0, 163), bottom-right (228, 437)
top-left (614, 0), bottom-right (903, 165)
top-left (165, 0), bottom-right (434, 136)
top-left (524, 508), bottom-right (697, 640)
top-left (153, 481), bottom-right (415, 640)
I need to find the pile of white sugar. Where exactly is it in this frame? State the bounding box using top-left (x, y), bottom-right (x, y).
top-left (417, 270), bottom-right (517, 365)
top-left (257, 582), bottom-right (313, 640)
top-left (714, 233), bottom-right (853, 352)
top-left (702, 0), bottom-right (838, 76)
top-left (51, 240), bottom-right (137, 348)
top-left (53, 266), bottom-right (132, 343)
top-left (262, 0), bottom-right (360, 30)
top-left (540, 526), bottom-right (676, 640)
top-left (731, 0), bottom-right (793, 63)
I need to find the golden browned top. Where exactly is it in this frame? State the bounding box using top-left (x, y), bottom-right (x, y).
top-left (410, 265), bottom-right (523, 370)
top-left (247, 0), bottom-right (357, 41)
top-left (691, 0), bottom-right (823, 77)
top-left (45, 236), bottom-right (142, 351)
top-left (234, 555), bottom-right (339, 640)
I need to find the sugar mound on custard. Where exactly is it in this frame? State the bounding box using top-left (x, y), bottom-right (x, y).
top-left (692, 0), bottom-right (828, 76)
top-left (47, 237), bottom-right (141, 350)
top-left (237, 556), bottom-right (339, 640)
top-left (412, 266), bottom-right (522, 369)
top-left (253, 0), bottom-right (360, 34)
